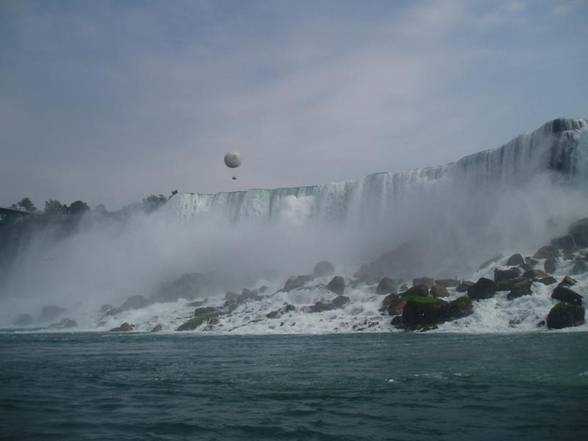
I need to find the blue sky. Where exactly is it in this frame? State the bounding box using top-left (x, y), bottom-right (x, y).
top-left (1, 0), bottom-right (587, 208)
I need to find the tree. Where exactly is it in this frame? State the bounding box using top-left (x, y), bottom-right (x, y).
top-left (67, 200), bottom-right (90, 216)
top-left (12, 197), bottom-right (36, 212)
top-left (142, 194), bottom-right (168, 213)
top-left (44, 200), bottom-right (66, 216)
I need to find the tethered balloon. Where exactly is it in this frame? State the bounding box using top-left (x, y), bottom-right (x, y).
top-left (224, 152), bottom-right (241, 169)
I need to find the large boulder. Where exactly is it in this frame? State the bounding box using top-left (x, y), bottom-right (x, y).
top-left (534, 245), bottom-right (559, 260)
top-left (568, 218), bottom-right (588, 247)
top-left (456, 281), bottom-right (474, 293)
top-left (467, 278), bottom-right (497, 300)
top-left (559, 275), bottom-right (577, 287)
top-left (313, 261), bottom-right (335, 278)
top-left (381, 293), bottom-right (406, 316)
top-left (507, 278), bottom-right (533, 300)
top-left (506, 253), bottom-right (525, 266)
top-left (446, 296), bottom-right (474, 320)
top-left (266, 304), bottom-right (296, 319)
top-left (401, 285), bottom-right (429, 297)
top-left (376, 277), bottom-right (399, 295)
top-left (546, 303), bottom-right (585, 329)
top-left (401, 296), bottom-right (448, 330)
top-left (176, 307), bottom-right (220, 331)
top-left (551, 235), bottom-right (577, 252)
top-left (413, 277), bottom-right (435, 289)
top-left (494, 267), bottom-right (522, 283)
top-left (109, 322), bottom-right (135, 332)
top-left (223, 288), bottom-right (262, 312)
top-left (551, 286), bottom-right (583, 305)
top-left (327, 276), bottom-right (345, 296)
top-left (283, 275), bottom-right (313, 292)
top-left (435, 278), bottom-right (460, 288)
top-left (496, 276), bottom-right (527, 292)
top-left (306, 296), bottom-right (350, 313)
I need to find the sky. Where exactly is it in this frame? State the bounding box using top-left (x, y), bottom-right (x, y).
top-left (0, 0), bottom-right (587, 209)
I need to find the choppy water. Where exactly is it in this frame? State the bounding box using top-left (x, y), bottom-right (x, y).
top-left (1, 332), bottom-right (587, 441)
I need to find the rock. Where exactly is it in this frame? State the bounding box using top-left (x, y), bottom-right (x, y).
top-left (571, 259), bottom-right (588, 275)
top-left (507, 278), bottom-right (533, 300)
top-left (506, 253), bottom-right (525, 266)
top-left (551, 234), bottom-right (577, 252)
top-left (546, 303), bottom-right (585, 329)
top-left (39, 305), bottom-right (68, 322)
top-left (13, 313), bottom-right (33, 327)
top-left (534, 245), bottom-right (559, 260)
top-left (446, 296), bottom-right (474, 320)
top-left (223, 289), bottom-right (262, 312)
top-left (467, 278), bottom-right (497, 300)
top-left (413, 277), bottom-right (435, 289)
top-left (153, 272), bottom-right (212, 302)
top-left (382, 293), bottom-right (406, 316)
top-left (306, 296), bottom-right (350, 313)
top-left (150, 324), bottom-right (163, 332)
top-left (494, 267), bottom-right (522, 283)
top-left (523, 269), bottom-right (549, 280)
top-left (456, 281), bottom-right (474, 293)
top-left (525, 257), bottom-right (539, 267)
top-left (435, 278), bottom-right (460, 288)
top-left (401, 285), bottom-right (429, 297)
top-left (109, 322), bottom-right (135, 332)
top-left (568, 218), bottom-right (588, 247)
top-left (544, 257), bottom-right (557, 274)
top-left (401, 296), bottom-right (448, 330)
top-left (176, 307), bottom-right (220, 331)
top-left (496, 276), bottom-right (526, 292)
top-left (327, 276), bottom-right (345, 295)
top-left (537, 276), bottom-right (557, 286)
top-left (376, 277), bottom-right (399, 295)
top-left (48, 318), bottom-right (77, 329)
top-left (313, 261), bottom-right (335, 278)
top-left (559, 275), bottom-right (577, 287)
top-left (266, 304), bottom-right (296, 319)
top-left (283, 275), bottom-right (313, 292)
top-left (551, 286), bottom-right (583, 305)
top-left (478, 255), bottom-right (502, 270)
top-left (390, 315), bottom-right (403, 328)
top-left (430, 285), bottom-right (449, 298)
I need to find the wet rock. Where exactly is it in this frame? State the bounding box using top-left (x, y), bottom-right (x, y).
top-left (559, 275), bottom-right (577, 287)
top-left (376, 277), bottom-right (399, 295)
top-left (150, 324), bottom-right (163, 332)
top-left (430, 285), bottom-right (449, 298)
top-left (390, 315), bottom-right (403, 328)
top-left (13, 314), bottom-right (33, 327)
top-left (306, 295), bottom-right (350, 313)
top-left (534, 245), bottom-right (559, 260)
top-left (568, 218), bottom-right (588, 247)
top-left (494, 267), bottom-right (522, 283)
top-left (467, 278), bottom-right (497, 300)
top-left (283, 275), bottom-right (313, 292)
top-left (382, 293), bottom-right (406, 316)
top-left (507, 278), bottom-right (533, 300)
top-left (456, 281), bottom-right (474, 293)
top-left (401, 296), bottom-right (447, 330)
top-left (496, 276), bottom-right (526, 292)
top-left (523, 269), bottom-right (549, 280)
top-left (551, 235), bottom-right (577, 252)
top-left (401, 285), bottom-right (429, 297)
top-left (313, 261), bottom-right (335, 278)
top-left (327, 276), bottom-right (345, 296)
top-left (506, 253), bottom-right (525, 266)
top-left (551, 285), bottom-right (583, 305)
top-left (39, 305), bottom-right (68, 322)
top-left (176, 307), bottom-right (220, 331)
top-left (544, 257), bottom-right (557, 274)
top-left (546, 303), bottom-right (585, 329)
top-left (223, 289), bottom-right (262, 312)
top-left (48, 318), bottom-right (77, 329)
top-left (435, 278), bottom-right (460, 288)
top-left (109, 322), bottom-right (135, 332)
top-left (537, 276), bottom-right (557, 286)
top-left (571, 259), bottom-right (588, 275)
top-left (266, 304), bottom-right (296, 319)
top-left (413, 277), bottom-right (435, 289)
top-left (525, 257), bottom-right (539, 267)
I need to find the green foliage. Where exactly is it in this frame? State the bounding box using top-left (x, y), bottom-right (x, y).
top-left (44, 199), bottom-right (66, 216)
top-left (67, 200), bottom-right (90, 216)
top-left (12, 197), bottom-right (36, 212)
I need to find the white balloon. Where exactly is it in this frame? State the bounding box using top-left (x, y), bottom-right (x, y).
top-left (224, 152), bottom-right (241, 168)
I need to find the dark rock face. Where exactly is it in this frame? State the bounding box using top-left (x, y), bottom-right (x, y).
top-left (569, 218), bottom-right (588, 247)
top-left (494, 267), bottom-right (522, 283)
top-left (413, 277), bottom-right (435, 289)
top-left (150, 324), bottom-right (163, 332)
top-left (13, 313), bottom-right (33, 327)
top-left (551, 286), bottom-right (583, 305)
top-left (382, 294), bottom-right (406, 316)
top-left (506, 253), bottom-right (525, 266)
top-left (39, 305), bottom-right (68, 322)
top-left (48, 318), bottom-right (77, 329)
top-left (313, 261), bottom-right (335, 278)
top-left (496, 276), bottom-right (526, 292)
top-left (544, 257), bottom-right (557, 274)
top-left (546, 303), bottom-right (585, 329)
top-left (467, 278), bottom-right (497, 300)
top-left (456, 281), bottom-right (474, 293)
top-left (266, 304), bottom-right (296, 319)
top-left (327, 276), bottom-right (345, 295)
top-left (571, 259), bottom-right (588, 275)
top-left (109, 322), bottom-right (135, 332)
top-left (306, 296), bottom-right (350, 313)
top-left (430, 285), bottom-right (449, 298)
top-left (401, 285), bottom-right (429, 297)
top-left (537, 276), bottom-right (557, 286)
top-left (283, 275), bottom-right (313, 292)
top-left (176, 307), bottom-right (220, 331)
top-left (559, 275), bottom-right (577, 287)
top-left (435, 279), bottom-right (460, 288)
top-left (534, 246), bottom-right (559, 260)
top-left (153, 273), bottom-right (212, 302)
top-left (551, 235), bottom-right (577, 252)
top-left (401, 295), bottom-right (473, 330)
top-left (507, 278), bottom-right (533, 300)
top-left (446, 296), bottom-right (474, 320)
top-left (523, 269), bottom-right (549, 280)
top-left (376, 277), bottom-right (399, 295)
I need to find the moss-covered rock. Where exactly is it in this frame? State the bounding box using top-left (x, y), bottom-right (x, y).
top-left (176, 307), bottom-right (220, 331)
top-left (546, 303), bottom-right (585, 329)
